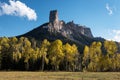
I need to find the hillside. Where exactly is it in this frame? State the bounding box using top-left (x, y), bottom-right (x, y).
top-left (0, 10), bottom-right (120, 72)
top-left (19, 10), bottom-right (105, 52)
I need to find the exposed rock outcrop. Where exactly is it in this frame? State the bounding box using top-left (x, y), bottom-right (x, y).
top-left (43, 10), bottom-right (64, 32)
top-left (49, 10), bottom-right (59, 23)
top-left (20, 10), bottom-right (100, 52)
top-left (43, 10), bottom-right (93, 40)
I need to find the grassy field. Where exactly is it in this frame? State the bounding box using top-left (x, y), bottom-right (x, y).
top-left (0, 72), bottom-right (120, 80)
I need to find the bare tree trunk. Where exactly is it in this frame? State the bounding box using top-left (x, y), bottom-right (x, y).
top-left (52, 65), bottom-right (54, 71)
top-left (41, 56), bottom-right (45, 71)
top-left (25, 62), bottom-right (29, 71)
top-left (65, 61), bottom-right (68, 71)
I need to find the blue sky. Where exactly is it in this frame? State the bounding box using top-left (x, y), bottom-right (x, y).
top-left (0, 0), bottom-right (120, 42)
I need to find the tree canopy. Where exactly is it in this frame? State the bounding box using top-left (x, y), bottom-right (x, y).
top-left (0, 37), bottom-right (119, 72)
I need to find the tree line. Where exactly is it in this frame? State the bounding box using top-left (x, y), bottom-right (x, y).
top-left (83, 41), bottom-right (120, 72)
top-left (0, 37), bottom-right (119, 72)
top-left (0, 37), bottom-right (79, 71)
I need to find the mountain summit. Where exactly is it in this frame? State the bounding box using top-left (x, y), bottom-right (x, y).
top-left (20, 10), bottom-right (102, 51)
top-left (45, 10), bottom-right (93, 38)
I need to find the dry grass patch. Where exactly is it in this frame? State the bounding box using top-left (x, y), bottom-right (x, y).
top-left (0, 72), bottom-right (119, 80)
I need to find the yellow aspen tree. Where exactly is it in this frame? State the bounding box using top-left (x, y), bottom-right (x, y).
top-left (48, 39), bottom-right (64, 71)
top-left (39, 39), bottom-right (50, 71)
top-left (82, 45), bottom-right (90, 71)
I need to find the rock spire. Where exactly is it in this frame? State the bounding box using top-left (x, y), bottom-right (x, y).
top-left (49, 10), bottom-right (59, 23)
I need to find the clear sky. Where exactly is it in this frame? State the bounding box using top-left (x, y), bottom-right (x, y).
top-left (0, 0), bottom-right (120, 42)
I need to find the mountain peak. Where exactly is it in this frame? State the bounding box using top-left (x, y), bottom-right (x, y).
top-left (46, 10), bottom-right (93, 38)
top-left (21, 10), bottom-right (95, 49)
top-left (49, 10), bottom-right (59, 23)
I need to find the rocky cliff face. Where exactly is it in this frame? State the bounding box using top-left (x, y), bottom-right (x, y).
top-left (41, 10), bottom-right (93, 45)
top-left (20, 10), bottom-right (98, 52)
top-left (43, 10), bottom-right (93, 38)
top-left (43, 10), bottom-right (64, 32)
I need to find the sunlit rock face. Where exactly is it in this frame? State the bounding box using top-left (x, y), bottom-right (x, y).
top-left (43, 10), bottom-right (64, 32)
top-left (49, 10), bottom-right (59, 23)
top-left (21, 10), bottom-right (96, 50)
top-left (43, 10), bottom-right (93, 38)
